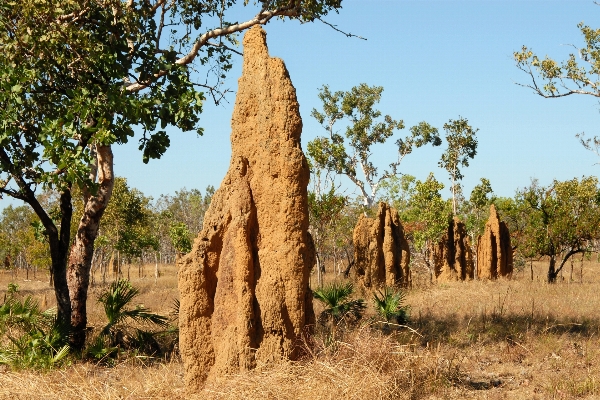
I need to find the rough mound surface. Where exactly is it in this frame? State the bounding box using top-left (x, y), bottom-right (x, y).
top-left (353, 202), bottom-right (411, 288)
top-left (430, 217), bottom-right (474, 281)
top-left (476, 204), bottom-right (513, 279)
top-left (178, 26), bottom-right (315, 391)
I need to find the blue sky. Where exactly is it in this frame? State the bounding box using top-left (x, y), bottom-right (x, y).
top-left (109, 1), bottom-right (600, 202)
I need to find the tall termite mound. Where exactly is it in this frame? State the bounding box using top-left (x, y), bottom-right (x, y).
top-left (353, 202), bottom-right (411, 288)
top-left (430, 217), bottom-right (474, 281)
top-left (177, 26), bottom-right (315, 390)
top-left (476, 204), bottom-right (513, 279)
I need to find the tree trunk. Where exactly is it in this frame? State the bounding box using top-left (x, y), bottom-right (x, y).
top-left (154, 253), bottom-right (159, 283)
top-left (316, 252), bottom-right (322, 287)
top-left (45, 189), bottom-right (73, 328)
top-left (530, 260), bottom-right (533, 281)
top-left (547, 255), bottom-right (557, 283)
top-left (67, 145), bottom-right (114, 350)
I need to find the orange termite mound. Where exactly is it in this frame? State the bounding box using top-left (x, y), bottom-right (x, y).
top-left (430, 217), bottom-right (474, 281)
top-left (476, 204), bottom-right (513, 279)
top-left (177, 26), bottom-right (315, 391)
top-left (353, 202), bottom-right (411, 288)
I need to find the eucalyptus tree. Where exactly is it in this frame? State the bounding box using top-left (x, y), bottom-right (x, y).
top-left (308, 83), bottom-right (441, 208)
top-left (307, 169), bottom-right (347, 286)
top-left (438, 117), bottom-right (479, 215)
top-left (514, 10), bottom-right (600, 155)
top-left (0, 0), bottom-right (344, 348)
top-left (464, 177), bottom-right (495, 239)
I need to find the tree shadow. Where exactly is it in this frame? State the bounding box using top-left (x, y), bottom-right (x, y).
top-left (401, 310), bottom-right (600, 347)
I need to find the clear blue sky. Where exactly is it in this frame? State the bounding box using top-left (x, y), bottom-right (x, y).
top-left (55, 1), bottom-right (600, 204)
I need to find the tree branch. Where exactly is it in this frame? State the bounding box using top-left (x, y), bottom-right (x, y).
top-left (125, 6), bottom-right (299, 92)
top-left (316, 17), bottom-right (367, 41)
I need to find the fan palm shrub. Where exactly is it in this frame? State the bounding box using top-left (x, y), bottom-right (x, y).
top-left (373, 286), bottom-right (409, 332)
top-left (0, 285), bottom-right (70, 369)
top-left (87, 279), bottom-right (168, 361)
top-left (313, 281), bottom-right (365, 341)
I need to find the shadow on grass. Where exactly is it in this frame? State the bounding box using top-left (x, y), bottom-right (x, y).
top-left (402, 310), bottom-right (600, 347)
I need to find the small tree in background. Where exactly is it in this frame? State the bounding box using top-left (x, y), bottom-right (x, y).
top-left (438, 117), bottom-right (479, 215)
top-left (464, 178), bottom-right (495, 239)
top-left (308, 83), bottom-right (441, 208)
top-left (169, 223), bottom-right (193, 257)
top-left (97, 178), bottom-right (158, 265)
top-left (518, 177), bottom-right (600, 283)
top-left (307, 168), bottom-right (347, 287)
top-left (154, 186), bottom-right (214, 262)
top-left (380, 173), bottom-right (451, 283)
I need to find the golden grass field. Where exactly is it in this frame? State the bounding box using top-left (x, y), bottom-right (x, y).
top-left (1, 258), bottom-right (600, 399)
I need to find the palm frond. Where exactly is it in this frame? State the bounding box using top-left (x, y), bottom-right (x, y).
top-left (51, 345), bottom-right (70, 364)
top-left (123, 306), bottom-right (169, 327)
top-left (314, 282), bottom-right (365, 323)
top-left (98, 279), bottom-right (140, 326)
top-left (373, 287), bottom-right (409, 324)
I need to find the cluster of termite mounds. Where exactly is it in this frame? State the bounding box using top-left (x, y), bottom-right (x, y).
top-left (427, 205), bottom-right (513, 281)
top-left (429, 217), bottom-right (475, 281)
top-left (352, 202), bottom-right (411, 288)
top-left (178, 26), bottom-right (315, 391)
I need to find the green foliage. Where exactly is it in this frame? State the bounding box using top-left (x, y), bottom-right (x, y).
top-left (0, 0), bottom-right (343, 198)
top-left (378, 174), bottom-right (417, 211)
top-left (169, 222), bottom-right (192, 255)
top-left (308, 175), bottom-right (348, 255)
top-left (373, 287), bottom-right (409, 325)
top-left (0, 205), bottom-right (51, 272)
top-left (88, 279), bottom-right (169, 360)
top-left (438, 117), bottom-right (479, 214)
top-left (515, 17), bottom-right (600, 99)
top-left (313, 282), bottom-right (366, 324)
top-left (97, 178), bottom-right (158, 260)
top-left (308, 83), bottom-right (440, 207)
top-left (464, 178), bottom-right (496, 238)
top-left (517, 177), bottom-right (600, 281)
top-left (97, 279), bottom-right (168, 337)
top-left (515, 12), bottom-right (600, 162)
top-left (0, 285), bottom-right (70, 369)
top-left (382, 173), bottom-right (452, 251)
top-left (308, 185), bottom-right (347, 230)
top-left (155, 186), bottom-right (213, 257)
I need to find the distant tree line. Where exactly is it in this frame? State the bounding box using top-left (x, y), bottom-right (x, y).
top-left (0, 179), bottom-right (214, 281)
top-left (307, 83), bottom-right (600, 285)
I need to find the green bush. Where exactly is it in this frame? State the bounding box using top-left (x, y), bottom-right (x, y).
top-left (313, 282), bottom-right (365, 344)
top-left (0, 285), bottom-right (70, 369)
top-left (373, 287), bottom-right (410, 330)
top-left (86, 279), bottom-right (169, 362)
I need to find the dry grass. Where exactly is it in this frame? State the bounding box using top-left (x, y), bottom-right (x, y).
top-left (0, 359), bottom-right (186, 400)
top-left (1, 259), bottom-right (600, 399)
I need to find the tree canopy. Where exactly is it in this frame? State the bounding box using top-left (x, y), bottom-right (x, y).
top-left (518, 177), bottom-right (600, 282)
top-left (438, 117), bottom-right (479, 215)
top-left (308, 83), bottom-right (441, 208)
